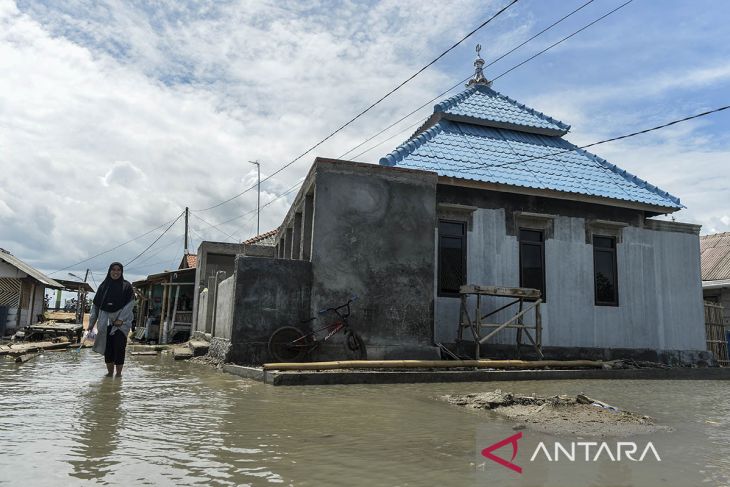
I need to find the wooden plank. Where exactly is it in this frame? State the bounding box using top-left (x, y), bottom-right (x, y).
top-left (263, 359), bottom-right (605, 371)
top-left (130, 351), bottom-right (158, 356)
top-left (15, 353), bottom-right (38, 364)
top-left (459, 285), bottom-right (540, 299)
top-left (7, 341), bottom-right (70, 356)
top-left (479, 300), bottom-right (541, 345)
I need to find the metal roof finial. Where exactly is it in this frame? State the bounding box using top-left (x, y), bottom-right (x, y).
top-left (467, 44), bottom-right (491, 87)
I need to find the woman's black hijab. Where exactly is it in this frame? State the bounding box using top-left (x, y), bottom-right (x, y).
top-left (93, 262), bottom-right (134, 312)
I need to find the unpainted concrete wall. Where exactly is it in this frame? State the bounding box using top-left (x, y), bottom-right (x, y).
top-left (309, 161), bottom-right (437, 358)
top-left (213, 276), bottom-right (235, 340)
top-left (197, 288), bottom-right (208, 333)
top-left (435, 207), bottom-right (706, 353)
top-left (191, 241), bottom-right (246, 332)
top-left (228, 256), bottom-right (312, 364)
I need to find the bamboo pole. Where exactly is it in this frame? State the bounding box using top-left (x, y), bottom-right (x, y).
top-left (262, 359), bottom-right (604, 371)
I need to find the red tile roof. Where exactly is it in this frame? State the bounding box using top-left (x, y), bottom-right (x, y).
top-left (243, 228), bottom-right (278, 246)
top-left (179, 253), bottom-right (197, 269)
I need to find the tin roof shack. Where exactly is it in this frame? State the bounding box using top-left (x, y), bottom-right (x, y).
top-left (134, 268), bottom-right (195, 344)
top-left (215, 54), bottom-right (707, 366)
top-left (701, 232), bottom-right (730, 327)
top-left (0, 249), bottom-right (63, 337)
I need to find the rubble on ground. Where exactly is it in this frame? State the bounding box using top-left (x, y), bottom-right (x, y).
top-left (442, 390), bottom-right (670, 437)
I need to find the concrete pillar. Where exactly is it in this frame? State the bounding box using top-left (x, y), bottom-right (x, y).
top-left (302, 194), bottom-right (314, 261)
top-left (284, 227), bottom-right (293, 259)
top-left (205, 276), bottom-right (216, 333)
top-left (292, 212), bottom-right (302, 260)
top-left (211, 271), bottom-right (226, 337)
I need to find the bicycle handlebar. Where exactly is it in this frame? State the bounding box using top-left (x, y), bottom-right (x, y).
top-left (318, 295), bottom-right (358, 315)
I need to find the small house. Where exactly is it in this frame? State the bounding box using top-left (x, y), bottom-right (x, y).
top-left (0, 248), bottom-right (63, 336)
top-left (201, 54), bottom-right (709, 365)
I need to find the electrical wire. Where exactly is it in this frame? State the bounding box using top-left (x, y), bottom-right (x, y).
top-left (49, 213), bottom-right (183, 275)
top-left (492, 0), bottom-right (633, 83)
top-left (190, 213), bottom-right (239, 242)
top-left (125, 212), bottom-right (184, 266)
top-left (447, 105), bottom-right (730, 173)
top-left (192, 0), bottom-right (519, 213)
top-left (339, 0), bottom-right (598, 160)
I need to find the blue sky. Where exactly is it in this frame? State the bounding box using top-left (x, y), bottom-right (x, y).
top-left (1, 0), bottom-right (729, 283)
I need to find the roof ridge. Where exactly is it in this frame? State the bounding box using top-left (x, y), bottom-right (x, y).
top-left (379, 123), bottom-right (444, 166)
top-left (434, 85), bottom-right (477, 113)
top-left (567, 143), bottom-right (683, 208)
top-left (489, 87), bottom-right (571, 131)
top-left (701, 231), bottom-right (730, 239)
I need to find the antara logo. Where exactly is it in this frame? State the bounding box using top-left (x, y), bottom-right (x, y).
top-left (481, 432), bottom-right (523, 473)
top-left (481, 433), bottom-right (661, 474)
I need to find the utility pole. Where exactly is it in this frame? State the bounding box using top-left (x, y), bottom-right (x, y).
top-left (184, 207), bottom-right (189, 253)
top-left (249, 161), bottom-right (261, 236)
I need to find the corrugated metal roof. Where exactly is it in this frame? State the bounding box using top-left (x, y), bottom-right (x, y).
top-left (700, 232), bottom-right (730, 281)
top-left (434, 84), bottom-right (570, 136)
top-left (0, 249), bottom-right (64, 288)
top-left (380, 119), bottom-right (682, 209)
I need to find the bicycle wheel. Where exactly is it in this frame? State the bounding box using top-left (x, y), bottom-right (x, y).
top-left (344, 330), bottom-right (367, 360)
top-left (268, 326), bottom-right (307, 362)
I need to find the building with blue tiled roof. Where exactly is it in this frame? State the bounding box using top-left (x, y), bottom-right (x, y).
top-left (204, 50), bottom-right (709, 366)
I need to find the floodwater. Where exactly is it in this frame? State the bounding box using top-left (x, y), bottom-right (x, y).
top-left (1, 350), bottom-right (729, 487)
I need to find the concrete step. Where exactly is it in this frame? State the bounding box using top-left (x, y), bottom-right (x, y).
top-left (173, 347), bottom-right (194, 360)
top-left (188, 340), bottom-right (210, 357)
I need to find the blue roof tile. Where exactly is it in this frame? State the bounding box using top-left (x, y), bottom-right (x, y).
top-left (434, 84), bottom-right (571, 136)
top-left (380, 118), bottom-right (682, 209)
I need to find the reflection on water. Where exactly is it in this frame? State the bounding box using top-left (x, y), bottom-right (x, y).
top-left (69, 379), bottom-right (123, 482)
top-left (0, 349), bottom-right (728, 486)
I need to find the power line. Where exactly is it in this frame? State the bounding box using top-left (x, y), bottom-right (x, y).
top-left (128, 234), bottom-right (181, 269)
top-left (492, 0), bottom-right (633, 82)
top-left (192, 0), bottom-right (519, 213)
top-left (190, 213), bottom-right (239, 242)
top-left (445, 104), bottom-right (730, 174)
top-left (126, 212), bottom-right (184, 266)
top-left (351, 116), bottom-right (429, 160)
top-left (339, 0), bottom-right (597, 160)
top-left (200, 178), bottom-right (307, 233)
top-left (50, 213), bottom-right (183, 275)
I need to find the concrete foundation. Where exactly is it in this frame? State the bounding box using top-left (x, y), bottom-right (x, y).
top-left (222, 365), bottom-right (730, 386)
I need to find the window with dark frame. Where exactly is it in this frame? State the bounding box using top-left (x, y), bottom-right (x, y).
top-left (519, 228), bottom-right (546, 301)
top-left (593, 235), bottom-right (618, 306)
top-left (438, 220), bottom-right (466, 296)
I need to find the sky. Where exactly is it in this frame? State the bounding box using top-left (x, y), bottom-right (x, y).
top-left (1, 0), bottom-right (729, 286)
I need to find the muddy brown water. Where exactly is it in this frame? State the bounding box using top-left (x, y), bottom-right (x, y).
top-left (1, 350), bottom-right (729, 486)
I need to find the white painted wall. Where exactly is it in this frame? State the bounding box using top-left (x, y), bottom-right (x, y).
top-left (435, 209), bottom-right (706, 351)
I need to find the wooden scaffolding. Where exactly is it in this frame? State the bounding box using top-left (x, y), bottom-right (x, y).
top-left (458, 285), bottom-right (543, 360)
top-left (705, 301), bottom-right (728, 366)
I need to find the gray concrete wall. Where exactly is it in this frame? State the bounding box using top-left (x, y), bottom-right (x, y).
top-left (309, 160), bottom-right (438, 358)
top-left (435, 207), bottom-right (706, 353)
top-left (228, 256), bottom-right (312, 364)
top-left (191, 241), bottom-right (246, 332)
top-left (213, 276), bottom-right (235, 340)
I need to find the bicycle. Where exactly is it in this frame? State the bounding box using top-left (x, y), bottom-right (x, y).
top-left (267, 297), bottom-right (367, 362)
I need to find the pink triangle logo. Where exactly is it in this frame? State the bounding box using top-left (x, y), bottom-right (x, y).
top-left (481, 432), bottom-right (523, 474)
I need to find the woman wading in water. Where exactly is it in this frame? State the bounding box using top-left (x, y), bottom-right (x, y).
top-left (88, 262), bottom-right (134, 377)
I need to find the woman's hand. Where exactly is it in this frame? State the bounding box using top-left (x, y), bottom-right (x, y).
top-left (113, 319), bottom-right (123, 327)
